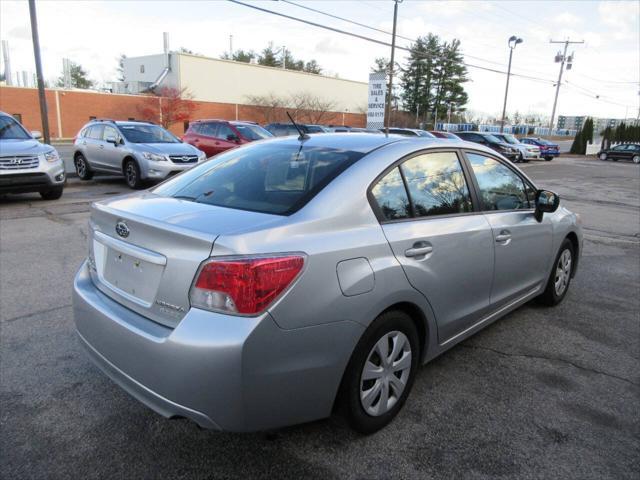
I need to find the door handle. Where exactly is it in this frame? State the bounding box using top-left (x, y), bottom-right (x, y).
top-left (193, 138), bottom-right (199, 142)
top-left (495, 230), bottom-right (512, 244)
top-left (99, 144), bottom-right (104, 149)
top-left (405, 242), bottom-right (433, 258)
top-left (214, 141), bottom-right (220, 145)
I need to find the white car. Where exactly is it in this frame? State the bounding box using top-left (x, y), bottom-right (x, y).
top-left (495, 133), bottom-right (540, 162)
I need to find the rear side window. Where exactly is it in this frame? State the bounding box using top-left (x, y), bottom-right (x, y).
top-left (467, 153), bottom-right (529, 210)
top-left (371, 167), bottom-right (410, 220)
top-left (401, 152), bottom-right (473, 217)
top-left (153, 143), bottom-right (364, 215)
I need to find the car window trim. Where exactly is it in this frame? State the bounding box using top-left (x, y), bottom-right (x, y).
top-left (459, 149), bottom-right (536, 213)
top-left (367, 147), bottom-right (481, 224)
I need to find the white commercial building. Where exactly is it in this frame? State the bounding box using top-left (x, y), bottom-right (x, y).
top-left (112, 51), bottom-right (368, 113)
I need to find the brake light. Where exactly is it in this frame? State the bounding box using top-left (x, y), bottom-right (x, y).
top-left (190, 255), bottom-right (305, 315)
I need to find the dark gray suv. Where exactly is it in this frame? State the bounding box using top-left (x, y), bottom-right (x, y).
top-left (73, 120), bottom-right (206, 189)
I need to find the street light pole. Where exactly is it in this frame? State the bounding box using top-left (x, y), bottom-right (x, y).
top-left (28, 0), bottom-right (50, 143)
top-left (500, 35), bottom-right (522, 133)
top-left (385, 0), bottom-right (401, 135)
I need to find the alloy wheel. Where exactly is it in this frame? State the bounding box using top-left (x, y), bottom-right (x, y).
top-left (360, 330), bottom-right (412, 417)
top-left (633, 155), bottom-right (640, 164)
top-left (126, 162), bottom-right (137, 187)
top-left (76, 157), bottom-right (86, 177)
top-left (554, 249), bottom-right (572, 296)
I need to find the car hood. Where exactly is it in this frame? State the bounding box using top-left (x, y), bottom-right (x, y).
top-left (134, 142), bottom-right (201, 156)
top-left (0, 139), bottom-right (54, 156)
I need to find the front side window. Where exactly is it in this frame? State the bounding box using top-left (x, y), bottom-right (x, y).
top-left (401, 152), bottom-right (473, 217)
top-left (467, 152), bottom-right (529, 211)
top-left (217, 124), bottom-right (236, 140)
top-left (87, 125), bottom-right (104, 140)
top-left (153, 143), bottom-right (364, 215)
top-left (119, 124), bottom-right (179, 143)
top-left (371, 167), bottom-right (411, 220)
top-left (234, 124), bottom-right (272, 140)
top-left (0, 115), bottom-right (31, 140)
top-left (102, 126), bottom-right (119, 141)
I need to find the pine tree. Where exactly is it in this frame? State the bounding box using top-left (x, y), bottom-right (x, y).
top-left (116, 54), bottom-right (126, 81)
top-left (56, 61), bottom-right (94, 89)
top-left (258, 44), bottom-right (280, 67)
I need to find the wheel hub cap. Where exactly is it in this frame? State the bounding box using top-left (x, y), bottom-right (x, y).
top-left (360, 330), bottom-right (412, 417)
top-left (554, 249), bottom-right (572, 296)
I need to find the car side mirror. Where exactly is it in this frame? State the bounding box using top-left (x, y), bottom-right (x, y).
top-left (227, 134), bottom-right (240, 143)
top-left (31, 130), bottom-right (42, 140)
top-left (105, 135), bottom-right (118, 145)
top-left (534, 189), bottom-right (560, 222)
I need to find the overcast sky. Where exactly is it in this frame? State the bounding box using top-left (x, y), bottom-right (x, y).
top-left (1, 0), bottom-right (638, 120)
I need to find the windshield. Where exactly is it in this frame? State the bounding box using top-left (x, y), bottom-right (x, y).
top-left (234, 124), bottom-right (273, 141)
top-left (305, 125), bottom-right (326, 133)
top-left (500, 134), bottom-right (519, 144)
top-left (0, 115), bottom-right (31, 140)
top-left (153, 142), bottom-right (364, 215)
top-left (119, 124), bottom-right (180, 143)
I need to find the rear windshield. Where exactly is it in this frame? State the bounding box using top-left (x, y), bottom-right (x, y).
top-left (119, 124), bottom-right (179, 143)
top-left (153, 142), bottom-right (365, 215)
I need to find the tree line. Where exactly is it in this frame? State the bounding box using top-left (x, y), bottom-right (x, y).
top-left (372, 33), bottom-right (469, 128)
top-left (221, 43), bottom-right (322, 74)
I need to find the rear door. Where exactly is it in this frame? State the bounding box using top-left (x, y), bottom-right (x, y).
top-left (372, 150), bottom-right (495, 342)
top-left (464, 151), bottom-right (552, 306)
top-left (84, 124), bottom-right (106, 171)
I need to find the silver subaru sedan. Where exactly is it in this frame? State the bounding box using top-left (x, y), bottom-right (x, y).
top-left (73, 134), bottom-right (582, 434)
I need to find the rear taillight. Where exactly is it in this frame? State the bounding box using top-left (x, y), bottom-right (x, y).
top-left (190, 255), bottom-right (305, 315)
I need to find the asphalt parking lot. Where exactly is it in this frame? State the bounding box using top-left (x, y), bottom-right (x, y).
top-left (1, 155), bottom-right (638, 480)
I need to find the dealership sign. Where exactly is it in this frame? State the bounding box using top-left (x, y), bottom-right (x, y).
top-left (367, 72), bottom-right (386, 129)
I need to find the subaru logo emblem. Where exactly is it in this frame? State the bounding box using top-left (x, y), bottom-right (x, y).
top-left (115, 221), bottom-right (130, 238)
top-left (181, 156), bottom-right (189, 162)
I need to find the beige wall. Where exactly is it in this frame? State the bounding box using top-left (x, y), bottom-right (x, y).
top-left (177, 53), bottom-right (367, 112)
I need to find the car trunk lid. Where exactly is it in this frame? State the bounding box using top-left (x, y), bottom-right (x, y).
top-left (88, 192), bottom-right (282, 328)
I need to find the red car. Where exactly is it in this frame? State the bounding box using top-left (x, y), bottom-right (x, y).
top-left (183, 120), bottom-right (273, 157)
top-left (429, 131), bottom-right (461, 140)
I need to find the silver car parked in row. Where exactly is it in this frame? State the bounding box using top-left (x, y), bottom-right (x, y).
top-left (73, 119), bottom-right (206, 189)
top-left (0, 111), bottom-right (65, 199)
top-left (73, 134), bottom-right (582, 433)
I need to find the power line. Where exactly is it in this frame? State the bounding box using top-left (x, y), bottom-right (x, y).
top-left (228, 0), bottom-right (557, 83)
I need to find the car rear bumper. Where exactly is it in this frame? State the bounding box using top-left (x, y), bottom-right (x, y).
top-left (73, 261), bottom-right (363, 431)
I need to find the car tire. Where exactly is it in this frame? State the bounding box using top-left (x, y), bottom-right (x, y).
top-left (544, 156), bottom-right (553, 161)
top-left (599, 153), bottom-right (608, 161)
top-left (123, 159), bottom-right (144, 189)
top-left (518, 153), bottom-right (524, 163)
top-left (339, 310), bottom-right (420, 434)
top-left (74, 154), bottom-right (94, 180)
top-left (39, 186), bottom-right (64, 200)
top-left (538, 238), bottom-right (574, 306)
top-left (633, 155), bottom-right (640, 164)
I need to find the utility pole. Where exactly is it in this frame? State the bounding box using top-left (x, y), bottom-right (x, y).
top-left (548, 38), bottom-right (583, 134)
top-left (385, 0), bottom-right (401, 134)
top-left (28, 0), bottom-right (50, 144)
top-left (229, 35), bottom-right (233, 57)
top-left (500, 35), bottom-right (523, 133)
top-left (282, 45), bottom-right (286, 70)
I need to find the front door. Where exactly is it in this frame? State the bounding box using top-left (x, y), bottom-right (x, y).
top-left (464, 151), bottom-right (553, 307)
top-left (98, 125), bottom-right (124, 173)
top-left (372, 151), bottom-right (495, 343)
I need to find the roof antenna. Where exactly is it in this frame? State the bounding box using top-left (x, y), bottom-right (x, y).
top-left (286, 111), bottom-right (309, 141)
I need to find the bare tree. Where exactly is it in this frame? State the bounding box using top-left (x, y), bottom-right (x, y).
top-left (245, 93), bottom-right (286, 124)
top-left (246, 92), bottom-right (337, 125)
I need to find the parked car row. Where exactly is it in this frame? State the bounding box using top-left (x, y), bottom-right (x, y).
top-left (0, 110), bottom-right (570, 200)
